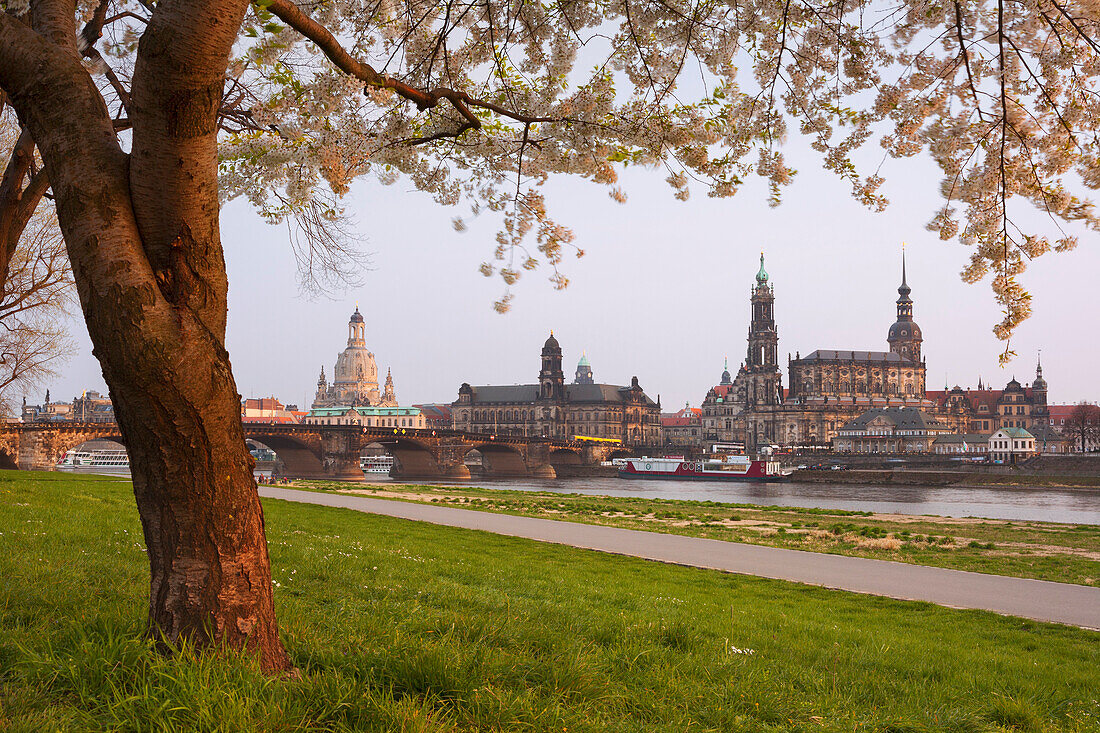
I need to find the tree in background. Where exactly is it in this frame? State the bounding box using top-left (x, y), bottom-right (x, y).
top-left (1065, 403), bottom-right (1100, 453)
top-left (0, 109), bottom-right (71, 417)
top-left (3, 0), bottom-right (1100, 671)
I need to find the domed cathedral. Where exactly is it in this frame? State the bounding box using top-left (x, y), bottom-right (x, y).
top-left (311, 307), bottom-right (399, 408)
top-left (453, 332), bottom-right (663, 445)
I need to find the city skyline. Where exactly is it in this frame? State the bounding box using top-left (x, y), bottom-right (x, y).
top-left (41, 146), bottom-right (1098, 412)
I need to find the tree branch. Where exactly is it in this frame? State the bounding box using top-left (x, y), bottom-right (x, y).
top-left (262, 0), bottom-right (555, 144)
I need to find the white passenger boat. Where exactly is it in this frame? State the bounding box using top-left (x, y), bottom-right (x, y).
top-left (360, 454), bottom-right (395, 475)
top-left (618, 454), bottom-right (784, 482)
top-left (57, 448), bottom-right (130, 470)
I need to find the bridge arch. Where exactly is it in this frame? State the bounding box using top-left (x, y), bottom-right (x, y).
top-left (368, 437), bottom-right (443, 479)
top-left (39, 428), bottom-right (126, 470)
top-left (471, 442), bottom-right (530, 478)
top-left (243, 433), bottom-right (325, 479)
top-left (548, 448), bottom-right (583, 466)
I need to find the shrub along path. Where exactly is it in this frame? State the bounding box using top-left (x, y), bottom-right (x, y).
top-left (261, 486), bottom-right (1100, 629)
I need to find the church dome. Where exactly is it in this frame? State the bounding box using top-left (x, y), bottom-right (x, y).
top-left (334, 345), bottom-right (377, 386)
top-left (350, 307), bottom-right (364, 324)
top-left (755, 253), bottom-right (768, 285)
top-left (888, 320), bottom-right (922, 342)
top-left (543, 331), bottom-right (560, 350)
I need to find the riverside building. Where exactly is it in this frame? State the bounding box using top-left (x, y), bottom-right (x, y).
top-left (452, 333), bottom-right (663, 444)
top-left (702, 253), bottom-right (933, 450)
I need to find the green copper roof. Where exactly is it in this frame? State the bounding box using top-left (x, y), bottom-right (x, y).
top-left (756, 253), bottom-right (768, 283)
top-left (578, 352), bottom-right (590, 367)
top-left (308, 406), bottom-right (421, 417)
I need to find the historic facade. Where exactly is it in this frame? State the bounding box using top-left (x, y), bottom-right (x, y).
top-left (786, 253), bottom-right (927, 404)
top-left (312, 307), bottom-right (399, 409)
top-left (21, 390), bottom-right (114, 424)
top-left (926, 359), bottom-right (1050, 434)
top-left (662, 405), bottom-right (703, 447)
top-left (452, 333), bottom-right (663, 444)
top-left (304, 405), bottom-right (425, 429)
top-left (832, 408), bottom-right (951, 453)
top-left (703, 252), bottom-right (933, 450)
top-left (701, 359), bottom-right (742, 444)
top-left (698, 254), bottom-right (1086, 454)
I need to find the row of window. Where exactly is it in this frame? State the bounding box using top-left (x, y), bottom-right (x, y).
top-left (310, 417), bottom-right (419, 428)
top-left (800, 382), bottom-right (919, 395)
top-left (991, 439), bottom-right (1033, 451)
top-left (468, 409), bottom-right (657, 424)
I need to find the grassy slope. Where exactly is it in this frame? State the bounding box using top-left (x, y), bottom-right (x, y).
top-left (0, 470), bottom-right (1096, 732)
top-left (296, 481), bottom-right (1100, 586)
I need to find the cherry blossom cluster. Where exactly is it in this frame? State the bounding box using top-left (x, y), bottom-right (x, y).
top-left (64, 0), bottom-right (1100, 346)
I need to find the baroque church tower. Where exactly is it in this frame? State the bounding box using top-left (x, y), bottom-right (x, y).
top-left (538, 332), bottom-right (565, 401)
top-left (744, 254), bottom-right (782, 407)
top-left (887, 250), bottom-right (923, 362)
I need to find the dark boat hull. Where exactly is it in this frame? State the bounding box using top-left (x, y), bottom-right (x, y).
top-left (617, 470), bottom-right (783, 482)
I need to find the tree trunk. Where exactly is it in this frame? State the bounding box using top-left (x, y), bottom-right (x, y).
top-left (112, 332), bottom-right (290, 672)
top-left (0, 3), bottom-right (291, 672)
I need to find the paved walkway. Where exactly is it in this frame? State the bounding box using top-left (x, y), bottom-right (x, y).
top-left (259, 487), bottom-right (1100, 629)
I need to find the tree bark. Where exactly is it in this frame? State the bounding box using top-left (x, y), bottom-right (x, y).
top-left (0, 4), bottom-right (291, 671)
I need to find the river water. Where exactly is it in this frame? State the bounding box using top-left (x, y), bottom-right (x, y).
top-left (375, 476), bottom-right (1100, 525)
top-left (61, 466), bottom-right (1100, 525)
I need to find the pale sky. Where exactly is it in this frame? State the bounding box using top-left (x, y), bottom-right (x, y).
top-left (44, 140), bottom-right (1098, 412)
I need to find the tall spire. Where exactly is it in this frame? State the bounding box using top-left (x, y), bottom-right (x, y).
top-left (901, 242), bottom-right (908, 287)
top-left (1036, 350), bottom-right (1043, 377)
top-left (897, 245), bottom-right (912, 303)
top-left (755, 251), bottom-right (769, 285)
top-left (895, 245), bottom-right (913, 321)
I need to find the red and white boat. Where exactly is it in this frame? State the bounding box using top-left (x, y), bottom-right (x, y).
top-left (617, 454), bottom-right (784, 481)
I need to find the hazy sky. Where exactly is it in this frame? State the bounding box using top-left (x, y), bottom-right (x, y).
top-left (44, 139), bottom-right (1098, 412)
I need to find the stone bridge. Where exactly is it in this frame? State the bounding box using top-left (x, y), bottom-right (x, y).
top-left (0, 422), bottom-right (639, 480)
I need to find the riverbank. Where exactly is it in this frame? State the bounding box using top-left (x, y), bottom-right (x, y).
top-left (2, 471), bottom-right (1097, 732)
top-left (794, 468), bottom-right (1100, 489)
top-left (537, 462), bottom-right (1100, 488)
top-left (291, 480), bottom-right (1100, 585)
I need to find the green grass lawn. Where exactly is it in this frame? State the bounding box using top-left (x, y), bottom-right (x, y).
top-left (1, 471), bottom-right (1098, 732)
top-left (294, 481), bottom-right (1100, 586)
